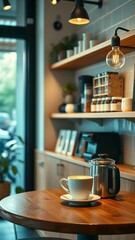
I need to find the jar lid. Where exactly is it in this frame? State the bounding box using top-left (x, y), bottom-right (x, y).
top-left (105, 97), bottom-right (111, 100)
top-left (112, 96), bottom-right (122, 99)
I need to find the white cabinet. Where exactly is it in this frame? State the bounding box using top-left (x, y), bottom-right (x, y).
top-left (46, 156), bottom-right (86, 189)
top-left (35, 151), bottom-right (48, 190)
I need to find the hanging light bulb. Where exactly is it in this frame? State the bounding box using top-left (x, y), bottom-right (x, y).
top-left (106, 46), bottom-right (125, 69)
top-left (3, 0), bottom-right (11, 10)
top-left (106, 27), bottom-right (135, 69)
top-left (51, 0), bottom-right (60, 5)
top-left (106, 30), bottom-right (125, 69)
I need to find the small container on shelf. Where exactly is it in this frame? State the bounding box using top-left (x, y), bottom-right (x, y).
top-left (96, 98), bottom-right (102, 112)
top-left (83, 83), bottom-right (92, 112)
top-left (110, 97), bottom-right (122, 112)
top-left (104, 97), bottom-right (111, 112)
top-left (97, 73), bottom-right (102, 85)
top-left (91, 98), bottom-right (97, 112)
top-left (100, 97), bottom-right (105, 112)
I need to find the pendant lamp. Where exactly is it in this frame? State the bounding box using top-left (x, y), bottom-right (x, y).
top-left (51, 0), bottom-right (103, 25)
top-left (3, 0), bottom-right (11, 10)
top-left (106, 27), bottom-right (135, 69)
top-left (69, 0), bottom-right (89, 25)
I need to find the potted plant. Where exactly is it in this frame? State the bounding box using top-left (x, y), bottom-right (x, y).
top-left (0, 136), bottom-right (24, 200)
top-left (49, 41), bottom-right (67, 63)
top-left (63, 33), bottom-right (78, 50)
top-left (62, 82), bottom-right (77, 103)
top-left (49, 33), bottom-right (78, 63)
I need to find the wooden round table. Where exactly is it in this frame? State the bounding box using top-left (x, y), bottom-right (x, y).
top-left (0, 189), bottom-right (135, 239)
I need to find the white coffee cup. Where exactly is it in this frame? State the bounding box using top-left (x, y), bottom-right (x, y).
top-left (59, 175), bottom-right (93, 200)
top-left (121, 98), bottom-right (132, 112)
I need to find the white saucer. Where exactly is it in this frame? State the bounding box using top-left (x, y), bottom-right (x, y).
top-left (60, 194), bottom-right (101, 206)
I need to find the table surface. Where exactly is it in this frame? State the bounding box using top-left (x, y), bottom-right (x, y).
top-left (0, 189), bottom-right (135, 235)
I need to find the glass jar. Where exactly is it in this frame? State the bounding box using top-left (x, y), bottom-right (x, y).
top-left (96, 98), bottom-right (101, 112)
top-left (104, 97), bottom-right (111, 112)
top-left (101, 72), bottom-right (105, 85)
top-left (83, 83), bottom-right (92, 112)
top-left (91, 98), bottom-right (97, 112)
top-left (110, 97), bottom-right (122, 112)
top-left (97, 73), bottom-right (102, 86)
top-left (100, 97), bottom-right (105, 112)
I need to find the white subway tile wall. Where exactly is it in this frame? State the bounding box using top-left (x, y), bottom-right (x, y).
top-left (79, 0), bottom-right (135, 41)
top-left (75, 0), bottom-right (135, 166)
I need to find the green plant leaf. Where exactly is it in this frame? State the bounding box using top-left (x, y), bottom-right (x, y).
top-left (49, 33), bottom-right (78, 62)
top-left (15, 135), bottom-right (25, 144)
top-left (62, 82), bottom-right (77, 94)
top-left (11, 165), bottom-right (18, 175)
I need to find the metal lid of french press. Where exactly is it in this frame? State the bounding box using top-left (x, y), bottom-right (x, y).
top-left (91, 153), bottom-right (115, 165)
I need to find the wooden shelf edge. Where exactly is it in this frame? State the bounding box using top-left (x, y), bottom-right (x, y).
top-left (50, 111), bottom-right (135, 119)
top-left (44, 150), bottom-right (135, 181)
top-left (50, 29), bottom-right (135, 70)
top-left (50, 40), bottom-right (110, 70)
top-left (117, 164), bottom-right (135, 181)
top-left (44, 150), bottom-right (89, 167)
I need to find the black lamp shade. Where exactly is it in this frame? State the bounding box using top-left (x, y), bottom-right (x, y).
top-left (69, 6), bottom-right (90, 25)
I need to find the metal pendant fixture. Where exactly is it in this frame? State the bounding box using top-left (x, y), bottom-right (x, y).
top-left (106, 27), bottom-right (135, 69)
top-left (3, 0), bottom-right (12, 10)
top-left (51, 0), bottom-right (103, 25)
top-left (69, 0), bottom-right (90, 25)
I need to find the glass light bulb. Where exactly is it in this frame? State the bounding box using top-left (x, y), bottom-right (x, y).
top-left (106, 46), bottom-right (125, 69)
top-left (69, 18), bottom-right (89, 25)
top-left (3, 5), bottom-right (11, 10)
top-left (51, 0), bottom-right (57, 5)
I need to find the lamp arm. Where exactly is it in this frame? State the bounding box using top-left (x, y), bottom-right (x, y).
top-left (115, 27), bottom-right (129, 36)
top-left (63, 0), bottom-right (103, 8)
top-left (120, 45), bottom-right (135, 49)
top-left (84, 0), bottom-right (103, 8)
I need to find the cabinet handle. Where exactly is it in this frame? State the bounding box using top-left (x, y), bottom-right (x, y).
top-left (37, 160), bottom-right (44, 167)
top-left (57, 163), bottom-right (64, 176)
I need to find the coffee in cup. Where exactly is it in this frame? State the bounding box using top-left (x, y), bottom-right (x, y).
top-left (59, 175), bottom-right (93, 200)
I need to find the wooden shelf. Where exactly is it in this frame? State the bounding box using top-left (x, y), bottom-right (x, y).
top-left (51, 111), bottom-right (135, 119)
top-left (50, 29), bottom-right (135, 70)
